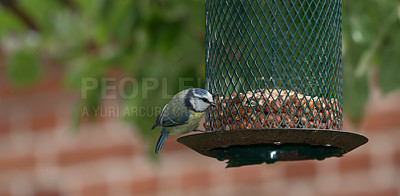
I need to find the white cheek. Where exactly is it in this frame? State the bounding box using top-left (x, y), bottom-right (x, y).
top-left (197, 102), bottom-right (209, 112)
top-left (190, 98), bottom-right (210, 112)
top-left (189, 97), bottom-right (195, 108)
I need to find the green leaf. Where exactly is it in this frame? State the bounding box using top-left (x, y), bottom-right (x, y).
top-left (378, 23), bottom-right (400, 94)
top-left (0, 7), bottom-right (25, 36)
top-left (342, 10), bottom-right (369, 121)
top-left (82, 77), bottom-right (103, 118)
top-left (70, 77), bottom-right (103, 133)
top-left (64, 57), bottom-right (109, 88)
top-left (343, 67), bottom-right (369, 121)
top-left (6, 49), bottom-right (41, 88)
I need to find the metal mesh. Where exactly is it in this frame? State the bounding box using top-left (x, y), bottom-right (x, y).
top-left (205, 0), bottom-right (342, 131)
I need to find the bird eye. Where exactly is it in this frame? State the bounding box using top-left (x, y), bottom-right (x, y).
top-left (201, 98), bottom-right (209, 103)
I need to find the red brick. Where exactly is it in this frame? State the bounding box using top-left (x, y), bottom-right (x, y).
top-left (0, 192), bottom-right (12, 196)
top-left (394, 149), bottom-right (400, 166)
top-left (31, 112), bottom-right (57, 131)
top-left (80, 183), bottom-right (108, 196)
top-left (180, 169), bottom-right (211, 190)
top-left (362, 110), bottom-right (400, 131)
top-left (322, 188), bottom-right (398, 196)
top-left (233, 186), bottom-right (273, 196)
top-left (357, 188), bottom-right (398, 196)
top-left (0, 121), bottom-right (11, 135)
top-left (33, 189), bottom-right (60, 196)
top-left (284, 160), bottom-right (317, 178)
top-left (338, 153), bottom-right (371, 172)
top-left (0, 71), bottom-right (62, 99)
top-left (57, 144), bottom-right (134, 166)
top-left (0, 155), bottom-right (36, 172)
top-left (131, 176), bottom-right (158, 194)
top-left (232, 165), bottom-right (264, 184)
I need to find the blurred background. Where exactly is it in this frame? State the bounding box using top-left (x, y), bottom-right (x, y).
top-left (0, 0), bottom-right (399, 196)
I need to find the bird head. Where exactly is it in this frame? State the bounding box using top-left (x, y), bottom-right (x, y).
top-left (185, 88), bottom-right (216, 112)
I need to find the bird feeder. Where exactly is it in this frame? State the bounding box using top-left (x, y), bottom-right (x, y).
top-left (178, 0), bottom-right (367, 167)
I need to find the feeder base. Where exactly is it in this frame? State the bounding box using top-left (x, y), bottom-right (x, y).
top-left (177, 129), bottom-right (368, 168)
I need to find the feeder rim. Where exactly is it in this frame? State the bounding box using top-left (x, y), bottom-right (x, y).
top-left (177, 128), bottom-right (368, 159)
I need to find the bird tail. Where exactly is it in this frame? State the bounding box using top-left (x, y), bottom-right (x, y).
top-left (155, 128), bottom-right (169, 153)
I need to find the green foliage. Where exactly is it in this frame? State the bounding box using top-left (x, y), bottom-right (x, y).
top-left (378, 22), bottom-right (400, 93)
top-left (343, 0), bottom-right (400, 120)
top-left (6, 49), bottom-right (41, 87)
top-left (0, 7), bottom-right (24, 35)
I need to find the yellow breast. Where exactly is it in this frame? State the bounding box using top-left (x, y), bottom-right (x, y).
top-left (189, 110), bottom-right (206, 121)
top-left (167, 111), bottom-right (205, 136)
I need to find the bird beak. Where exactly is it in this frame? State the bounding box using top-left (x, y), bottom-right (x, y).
top-left (211, 102), bottom-right (217, 107)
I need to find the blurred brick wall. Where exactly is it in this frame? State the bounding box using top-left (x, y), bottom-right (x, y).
top-left (0, 66), bottom-right (399, 196)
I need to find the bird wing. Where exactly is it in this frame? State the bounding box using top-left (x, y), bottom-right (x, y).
top-left (152, 90), bottom-right (191, 129)
top-left (151, 103), bottom-right (190, 129)
top-left (160, 112), bottom-right (189, 127)
top-left (151, 104), bottom-right (168, 129)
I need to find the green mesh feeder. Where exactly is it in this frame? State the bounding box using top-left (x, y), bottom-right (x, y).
top-left (178, 0), bottom-right (367, 167)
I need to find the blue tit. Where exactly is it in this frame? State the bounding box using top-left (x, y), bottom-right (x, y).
top-left (151, 88), bottom-right (216, 153)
